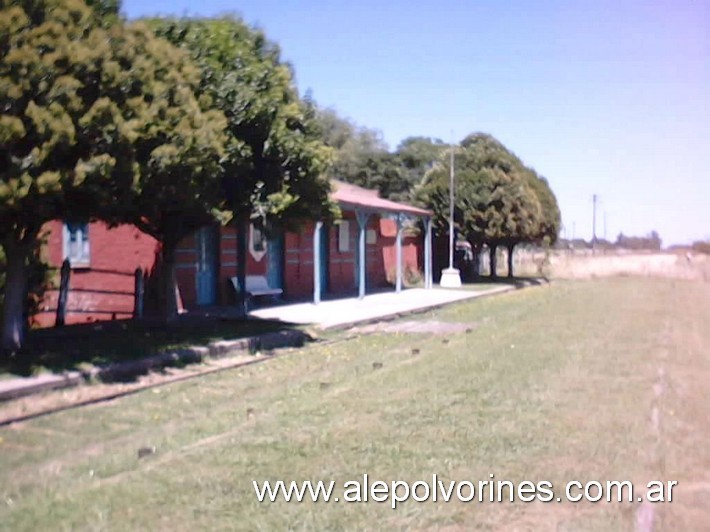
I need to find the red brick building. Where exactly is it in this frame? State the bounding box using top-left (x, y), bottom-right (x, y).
top-left (35, 181), bottom-right (433, 325)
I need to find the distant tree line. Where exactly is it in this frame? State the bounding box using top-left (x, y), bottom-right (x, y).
top-left (557, 231), bottom-right (663, 251)
top-left (691, 240), bottom-right (710, 254)
top-left (615, 231), bottom-right (662, 251)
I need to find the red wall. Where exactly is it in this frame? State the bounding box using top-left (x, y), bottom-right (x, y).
top-left (174, 225), bottom-right (271, 308)
top-left (32, 214), bottom-right (425, 328)
top-left (377, 218), bottom-right (421, 286)
top-left (218, 226), bottom-right (237, 305)
top-left (283, 213), bottom-right (423, 299)
top-left (327, 214), bottom-right (357, 294)
top-left (34, 221), bottom-right (159, 327)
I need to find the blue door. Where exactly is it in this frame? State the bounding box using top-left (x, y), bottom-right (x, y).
top-left (266, 232), bottom-right (284, 291)
top-left (196, 226), bottom-right (217, 305)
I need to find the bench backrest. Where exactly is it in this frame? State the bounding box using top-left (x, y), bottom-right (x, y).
top-left (230, 275), bottom-right (282, 295)
top-left (245, 275), bottom-right (272, 292)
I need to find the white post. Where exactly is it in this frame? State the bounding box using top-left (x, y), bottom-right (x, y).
top-left (356, 211), bottom-right (368, 299)
top-left (424, 217), bottom-right (433, 289)
top-left (395, 214), bottom-right (403, 293)
top-left (313, 220), bottom-right (322, 304)
top-left (440, 142), bottom-right (461, 288)
top-left (448, 144), bottom-right (455, 270)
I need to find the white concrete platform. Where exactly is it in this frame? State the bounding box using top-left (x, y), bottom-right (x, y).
top-left (249, 286), bottom-right (514, 329)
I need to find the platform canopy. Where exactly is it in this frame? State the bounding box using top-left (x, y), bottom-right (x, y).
top-left (330, 180), bottom-right (433, 218)
top-left (311, 180), bottom-right (434, 304)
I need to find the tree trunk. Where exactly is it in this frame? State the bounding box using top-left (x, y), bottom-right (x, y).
top-left (474, 243), bottom-right (483, 280)
top-left (507, 243), bottom-right (515, 278)
top-left (469, 241), bottom-right (481, 280)
top-left (489, 244), bottom-right (498, 279)
top-left (1, 241), bottom-right (30, 355)
top-left (160, 239), bottom-right (178, 322)
top-left (236, 216), bottom-right (248, 315)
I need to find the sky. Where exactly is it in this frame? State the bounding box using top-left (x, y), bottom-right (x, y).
top-left (122, 0), bottom-right (709, 246)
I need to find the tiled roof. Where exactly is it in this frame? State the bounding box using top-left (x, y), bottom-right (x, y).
top-left (330, 180), bottom-right (432, 217)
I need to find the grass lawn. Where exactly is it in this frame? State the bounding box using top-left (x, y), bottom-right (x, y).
top-left (1, 318), bottom-right (290, 377)
top-left (0, 278), bottom-right (708, 530)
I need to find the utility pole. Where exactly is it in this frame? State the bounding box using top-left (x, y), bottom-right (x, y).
top-left (604, 211), bottom-right (607, 242)
top-left (592, 194), bottom-right (598, 253)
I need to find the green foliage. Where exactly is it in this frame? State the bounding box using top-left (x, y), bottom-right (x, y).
top-left (523, 170), bottom-right (561, 246)
top-left (312, 109), bottom-right (561, 260)
top-left (1, 0), bottom-right (232, 341)
top-left (314, 107), bottom-right (447, 203)
top-left (149, 16), bottom-right (335, 228)
top-left (417, 133), bottom-right (561, 254)
top-left (1, 0), bottom-right (116, 242)
top-left (115, 21), bottom-right (229, 245)
top-left (0, 0), bottom-right (228, 240)
top-left (314, 107), bottom-right (407, 200)
top-left (1, 0), bottom-right (128, 351)
top-left (395, 136), bottom-right (447, 199)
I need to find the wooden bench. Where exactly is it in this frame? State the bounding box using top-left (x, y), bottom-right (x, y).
top-left (230, 275), bottom-right (283, 298)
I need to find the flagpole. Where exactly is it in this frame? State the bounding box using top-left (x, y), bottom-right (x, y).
top-left (448, 141), bottom-right (454, 270)
top-left (440, 137), bottom-right (462, 288)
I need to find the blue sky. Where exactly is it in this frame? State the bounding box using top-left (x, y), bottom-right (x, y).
top-left (123, 0), bottom-right (709, 246)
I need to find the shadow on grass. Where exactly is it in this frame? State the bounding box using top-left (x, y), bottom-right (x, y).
top-left (491, 275), bottom-right (549, 288)
top-left (2, 315), bottom-right (299, 379)
top-left (461, 275), bottom-right (549, 290)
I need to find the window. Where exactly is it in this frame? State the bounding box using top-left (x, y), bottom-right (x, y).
top-left (63, 222), bottom-right (90, 266)
top-left (338, 221), bottom-right (350, 253)
top-left (249, 223), bottom-right (267, 261)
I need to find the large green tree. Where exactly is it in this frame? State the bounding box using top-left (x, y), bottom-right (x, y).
top-left (150, 17), bottom-right (334, 307)
top-left (150, 17), bottom-right (333, 220)
top-left (1, 0), bottom-right (129, 353)
top-left (0, 0), bottom-right (228, 352)
top-left (418, 133), bottom-right (559, 279)
top-left (118, 22), bottom-right (229, 320)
